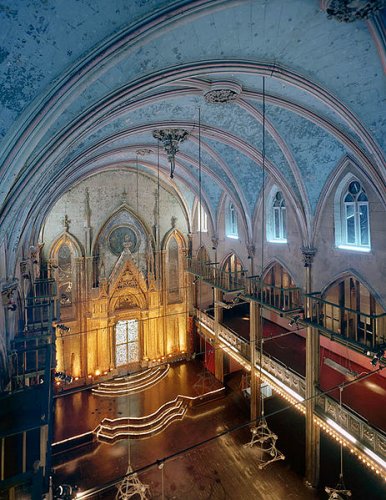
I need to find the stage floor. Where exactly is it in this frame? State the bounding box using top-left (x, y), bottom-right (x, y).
top-left (52, 360), bottom-right (386, 499)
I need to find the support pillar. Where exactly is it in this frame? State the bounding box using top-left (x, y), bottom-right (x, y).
top-left (302, 247), bottom-right (319, 488)
top-left (214, 288), bottom-right (224, 382)
top-left (250, 300), bottom-right (262, 423)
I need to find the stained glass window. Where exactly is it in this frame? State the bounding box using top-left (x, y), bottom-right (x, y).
top-left (115, 320), bottom-right (139, 366)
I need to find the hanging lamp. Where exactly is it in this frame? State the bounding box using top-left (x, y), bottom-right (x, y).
top-left (324, 387), bottom-right (352, 499)
top-left (152, 128), bottom-right (188, 178)
top-left (243, 76), bottom-right (285, 469)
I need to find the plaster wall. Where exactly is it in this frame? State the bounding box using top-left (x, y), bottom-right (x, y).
top-left (41, 169), bottom-right (189, 258)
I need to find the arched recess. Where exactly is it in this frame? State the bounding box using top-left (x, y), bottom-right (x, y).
top-left (49, 232), bottom-right (84, 320)
top-left (196, 245), bottom-right (210, 264)
top-left (260, 261), bottom-right (302, 312)
top-left (217, 192), bottom-right (247, 242)
top-left (109, 248), bottom-right (148, 312)
top-left (263, 261), bottom-right (297, 288)
top-left (220, 252), bottom-right (245, 274)
top-left (92, 204), bottom-right (154, 287)
top-left (320, 272), bottom-right (386, 350)
top-left (163, 229), bottom-right (186, 305)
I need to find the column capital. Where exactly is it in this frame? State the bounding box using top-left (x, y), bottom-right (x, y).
top-left (211, 235), bottom-right (219, 250)
top-left (247, 243), bottom-right (255, 259)
top-left (301, 246), bottom-right (317, 268)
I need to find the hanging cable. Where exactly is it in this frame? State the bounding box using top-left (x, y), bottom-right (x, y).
top-left (260, 75), bottom-right (266, 417)
top-left (197, 107), bottom-right (207, 369)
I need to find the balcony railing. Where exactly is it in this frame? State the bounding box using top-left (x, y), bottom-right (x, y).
top-left (304, 292), bottom-right (386, 350)
top-left (246, 276), bottom-right (303, 313)
top-left (8, 291), bottom-right (58, 390)
top-left (194, 308), bottom-right (386, 465)
top-left (187, 258), bottom-right (246, 292)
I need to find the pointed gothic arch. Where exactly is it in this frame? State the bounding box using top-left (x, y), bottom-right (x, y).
top-left (163, 229), bottom-right (186, 305)
top-left (49, 232), bottom-right (84, 317)
top-left (320, 272), bottom-right (386, 349)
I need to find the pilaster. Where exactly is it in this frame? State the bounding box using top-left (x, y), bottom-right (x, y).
top-left (302, 246), bottom-right (320, 488)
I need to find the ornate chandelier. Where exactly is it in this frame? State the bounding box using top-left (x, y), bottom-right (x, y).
top-left (153, 128), bottom-right (189, 178)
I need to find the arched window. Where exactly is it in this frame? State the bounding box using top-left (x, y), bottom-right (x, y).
top-left (341, 180), bottom-right (370, 250)
top-left (266, 190), bottom-right (287, 243)
top-left (226, 202), bottom-right (238, 239)
top-left (272, 191), bottom-right (286, 241)
top-left (197, 205), bottom-right (208, 232)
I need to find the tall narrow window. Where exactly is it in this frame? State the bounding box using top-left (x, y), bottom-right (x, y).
top-left (271, 191), bottom-right (287, 242)
top-left (57, 243), bottom-right (73, 306)
top-left (198, 205), bottom-right (208, 232)
top-left (227, 203), bottom-right (238, 239)
top-left (340, 180), bottom-right (370, 251)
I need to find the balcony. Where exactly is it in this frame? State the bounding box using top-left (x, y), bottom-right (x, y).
top-left (245, 276), bottom-right (303, 313)
top-left (304, 292), bottom-right (386, 351)
top-left (194, 308), bottom-right (386, 474)
top-left (187, 258), bottom-right (246, 292)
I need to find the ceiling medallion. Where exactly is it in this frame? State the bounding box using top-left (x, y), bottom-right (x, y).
top-left (323, 0), bottom-right (385, 22)
top-left (136, 148), bottom-right (153, 156)
top-left (152, 129), bottom-right (189, 179)
top-left (204, 81), bottom-right (242, 104)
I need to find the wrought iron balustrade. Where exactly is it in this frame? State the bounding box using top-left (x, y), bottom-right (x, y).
top-left (186, 258), bottom-right (247, 292)
top-left (186, 258), bottom-right (215, 281)
top-left (246, 276), bottom-right (303, 313)
top-left (304, 292), bottom-right (386, 350)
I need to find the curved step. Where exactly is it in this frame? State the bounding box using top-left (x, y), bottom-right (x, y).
top-left (92, 365), bottom-right (169, 397)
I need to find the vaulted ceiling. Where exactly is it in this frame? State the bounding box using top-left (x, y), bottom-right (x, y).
top-left (0, 0), bottom-right (385, 271)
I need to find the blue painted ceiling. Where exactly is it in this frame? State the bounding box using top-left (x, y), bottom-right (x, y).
top-left (0, 0), bottom-right (384, 263)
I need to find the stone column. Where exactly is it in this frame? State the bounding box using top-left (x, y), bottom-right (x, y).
top-left (302, 246), bottom-right (319, 488)
top-left (214, 287), bottom-right (224, 382)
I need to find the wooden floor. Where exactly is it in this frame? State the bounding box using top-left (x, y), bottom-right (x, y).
top-left (52, 360), bottom-right (386, 499)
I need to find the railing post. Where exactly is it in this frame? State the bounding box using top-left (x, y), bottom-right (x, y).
top-left (302, 246), bottom-right (319, 488)
top-left (250, 300), bottom-right (262, 423)
top-left (214, 288), bottom-right (224, 382)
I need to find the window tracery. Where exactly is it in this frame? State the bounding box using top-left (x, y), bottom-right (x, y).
top-left (335, 177), bottom-right (371, 252)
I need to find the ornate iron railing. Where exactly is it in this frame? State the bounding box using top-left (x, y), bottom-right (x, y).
top-left (246, 276), bottom-right (303, 313)
top-left (304, 292), bottom-right (386, 350)
top-left (187, 258), bottom-right (246, 292)
top-left (194, 308), bottom-right (386, 463)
